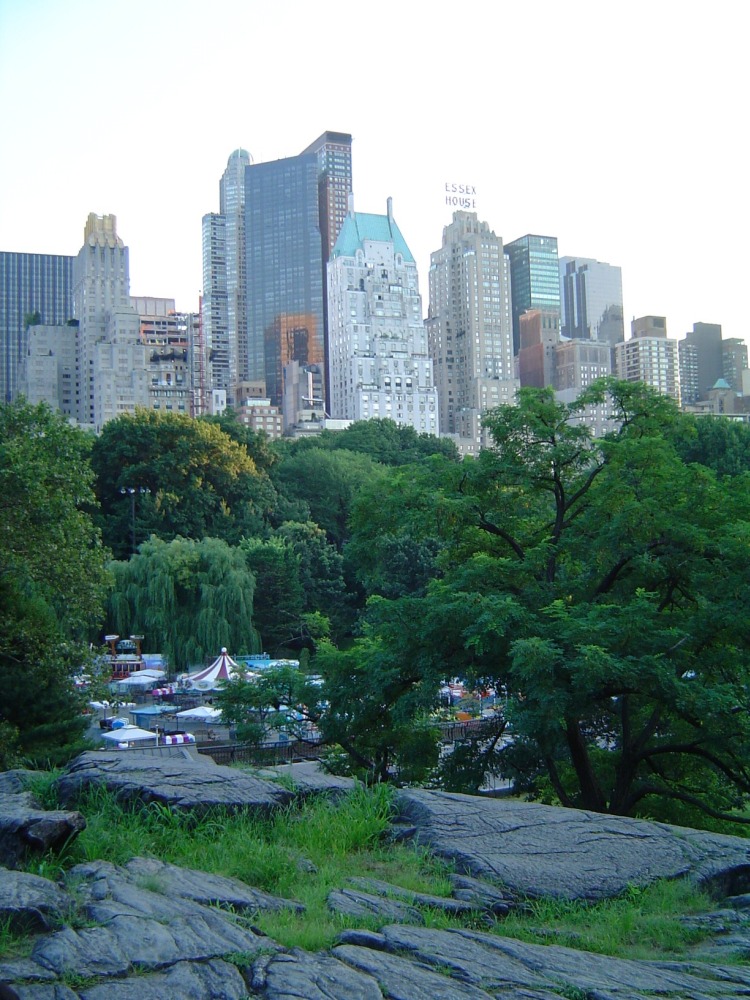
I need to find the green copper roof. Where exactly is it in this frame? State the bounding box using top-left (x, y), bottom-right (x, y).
top-left (712, 378), bottom-right (731, 389)
top-left (332, 211), bottom-right (414, 263)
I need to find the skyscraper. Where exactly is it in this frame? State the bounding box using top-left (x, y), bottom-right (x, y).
top-left (245, 132), bottom-right (352, 408)
top-left (678, 322), bottom-right (723, 403)
top-left (327, 197), bottom-right (438, 434)
top-left (559, 257), bottom-right (624, 347)
top-left (505, 234), bottom-right (560, 355)
top-left (73, 214), bottom-right (149, 430)
top-left (427, 211), bottom-right (517, 445)
top-left (200, 148), bottom-right (251, 407)
top-left (0, 251), bottom-right (74, 402)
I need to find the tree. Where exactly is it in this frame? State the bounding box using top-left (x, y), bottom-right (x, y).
top-left (673, 414), bottom-right (750, 478)
top-left (340, 380), bottom-right (750, 822)
top-left (0, 401), bottom-right (110, 765)
top-left (240, 536), bottom-right (306, 653)
top-left (214, 664), bottom-right (324, 747)
top-left (271, 448), bottom-right (384, 551)
top-left (107, 535), bottom-right (261, 671)
top-left (91, 410), bottom-right (279, 558)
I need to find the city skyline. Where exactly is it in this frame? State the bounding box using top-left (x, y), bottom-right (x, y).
top-left (0, 0), bottom-right (747, 351)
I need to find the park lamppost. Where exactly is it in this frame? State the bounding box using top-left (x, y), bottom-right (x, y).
top-left (120, 486), bottom-right (150, 555)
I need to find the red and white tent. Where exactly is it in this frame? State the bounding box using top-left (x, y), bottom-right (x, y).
top-left (185, 648), bottom-right (240, 691)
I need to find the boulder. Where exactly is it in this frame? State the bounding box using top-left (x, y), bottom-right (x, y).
top-left (257, 949), bottom-right (383, 999)
top-left (0, 793), bottom-right (86, 869)
top-left (0, 870), bottom-right (73, 933)
top-left (76, 959), bottom-right (249, 1000)
top-left (54, 752), bottom-right (292, 814)
top-left (396, 788), bottom-right (750, 900)
top-left (256, 760), bottom-right (357, 798)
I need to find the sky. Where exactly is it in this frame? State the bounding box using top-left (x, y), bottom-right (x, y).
top-left (0, 0), bottom-right (747, 347)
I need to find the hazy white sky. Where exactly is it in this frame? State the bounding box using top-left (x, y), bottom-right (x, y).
top-left (1, 0), bottom-right (746, 345)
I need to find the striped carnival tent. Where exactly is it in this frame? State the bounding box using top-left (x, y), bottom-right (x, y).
top-left (184, 648), bottom-right (240, 691)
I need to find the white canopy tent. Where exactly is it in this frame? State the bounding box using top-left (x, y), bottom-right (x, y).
top-left (175, 705), bottom-right (223, 723)
top-left (100, 725), bottom-right (159, 746)
top-left (115, 669), bottom-right (166, 688)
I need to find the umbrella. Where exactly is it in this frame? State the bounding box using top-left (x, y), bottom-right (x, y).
top-left (175, 705), bottom-right (223, 722)
top-left (100, 725), bottom-right (158, 744)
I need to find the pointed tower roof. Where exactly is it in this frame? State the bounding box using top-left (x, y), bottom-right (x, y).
top-left (331, 197), bottom-right (414, 262)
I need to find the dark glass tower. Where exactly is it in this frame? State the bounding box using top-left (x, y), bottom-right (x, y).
top-left (505, 234), bottom-right (560, 356)
top-left (245, 132), bottom-right (352, 408)
top-left (0, 252), bottom-right (74, 402)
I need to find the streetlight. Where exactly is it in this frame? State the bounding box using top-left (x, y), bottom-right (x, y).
top-left (120, 486), bottom-right (150, 555)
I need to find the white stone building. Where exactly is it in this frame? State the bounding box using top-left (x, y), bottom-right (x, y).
top-left (327, 198), bottom-right (438, 435)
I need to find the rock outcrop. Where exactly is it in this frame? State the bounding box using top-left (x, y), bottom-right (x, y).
top-left (4, 755), bottom-right (750, 998)
top-left (0, 793), bottom-right (86, 870)
top-left (396, 787), bottom-right (750, 900)
top-left (53, 752), bottom-right (292, 814)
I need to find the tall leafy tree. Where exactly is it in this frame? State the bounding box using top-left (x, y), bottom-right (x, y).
top-left (337, 380), bottom-right (750, 821)
top-left (91, 409), bottom-right (278, 557)
top-left (108, 535), bottom-right (260, 671)
top-left (0, 401), bottom-right (110, 765)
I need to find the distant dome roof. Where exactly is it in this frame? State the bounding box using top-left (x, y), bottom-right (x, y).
top-left (227, 148), bottom-right (252, 166)
top-left (712, 378), bottom-right (731, 390)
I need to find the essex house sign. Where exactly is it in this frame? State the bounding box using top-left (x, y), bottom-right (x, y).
top-left (445, 182), bottom-right (477, 210)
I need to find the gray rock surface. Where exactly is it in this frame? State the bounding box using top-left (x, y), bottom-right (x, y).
top-left (258, 949), bottom-right (383, 1000)
top-left (122, 857), bottom-right (304, 914)
top-left (347, 876), bottom-right (480, 917)
top-left (327, 887), bottom-right (424, 924)
top-left (256, 760), bottom-right (357, 797)
top-left (77, 959), bottom-right (249, 1000)
top-left (0, 793), bottom-right (86, 869)
top-left (54, 752), bottom-right (292, 814)
top-left (0, 770), bottom-right (39, 795)
top-left (448, 873), bottom-right (513, 915)
top-left (396, 788), bottom-right (750, 900)
top-left (337, 924), bottom-right (750, 998)
top-left (0, 870), bottom-right (73, 933)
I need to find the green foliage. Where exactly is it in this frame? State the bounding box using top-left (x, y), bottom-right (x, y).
top-left (214, 664), bottom-right (324, 744)
top-left (0, 401), bottom-right (109, 766)
top-left (270, 447), bottom-right (384, 551)
top-left (673, 413), bottom-right (750, 478)
top-left (339, 380), bottom-right (750, 823)
top-left (91, 409), bottom-right (278, 557)
top-left (108, 535), bottom-right (260, 671)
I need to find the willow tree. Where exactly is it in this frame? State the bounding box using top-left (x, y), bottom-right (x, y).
top-left (108, 536), bottom-right (260, 671)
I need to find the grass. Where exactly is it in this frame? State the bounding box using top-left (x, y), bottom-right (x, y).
top-left (498, 880), bottom-right (714, 960)
top-left (9, 776), bottom-right (726, 960)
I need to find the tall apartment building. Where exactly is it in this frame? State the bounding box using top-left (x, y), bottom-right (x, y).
top-left (517, 309), bottom-right (559, 388)
top-left (0, 251), bottom-right (74, 403)
top-left (615, 316), bottom-right (680, 403)
top-left (505, 234), bottom-right (560, 355)
top-left (246, 132), bottom-right (352, 408)
top-left (201, 212), bottom-right (229, 406)
top-left (327, 197), bottom-right (438, 435)
top-left (73, 214), bottom-right (149, 430)
top-left (559, 257), bottom-right (624, 347)
top-left (17, 322), bottom-right (77, 416)
top-left (678, 322), bottom-right (723, 404)
top-left (722, 337), bottom-right (748, 391)
top-left (133, 297), bottom-right (196, 416)
top-left (427, 211), bottom-right (517, 445)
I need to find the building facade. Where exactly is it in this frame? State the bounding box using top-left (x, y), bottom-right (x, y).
top-left (678, 322), bottom-right (723, 404)
top-left (615, 316), bottom-right (680, 403)
top-left (327, 198), bottom-right (438, 435)
top-left (73, 214), bottom-right (149, 430)
top-left (426, 211), bottom-right (517, 446)
top-left (518, 309), bottom-right (559, 388)
top-left (559, 257), bottom-right (624, 347)
top-left (0, 251), bottom-right (74, 403)
top-left (505, 234), bottom-right (560, 355)
top-left (722, 337), bottom-right (749, 391)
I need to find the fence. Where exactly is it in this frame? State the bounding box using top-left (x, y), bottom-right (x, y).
top-left (197, 717), bottom-right (494, 767)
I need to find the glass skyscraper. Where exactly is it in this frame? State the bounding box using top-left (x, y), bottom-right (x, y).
top-left (559, 257), bottom-right (624, 347)
top-left (245, 132), bottom-right (352, 408)
top-left (0, 251), bottom-right (74, 402)
top-left (504, 235), bottom-right (560, 355)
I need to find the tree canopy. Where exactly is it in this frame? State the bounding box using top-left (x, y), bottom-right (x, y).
top-left (91, 409), bottom-right (277, 557)
top-left (107, 535), bottom-right (261, 671)
top-left (326, 381), bottom-right (750, 822)
top-left (0, 401), bottom-right (110, 765)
